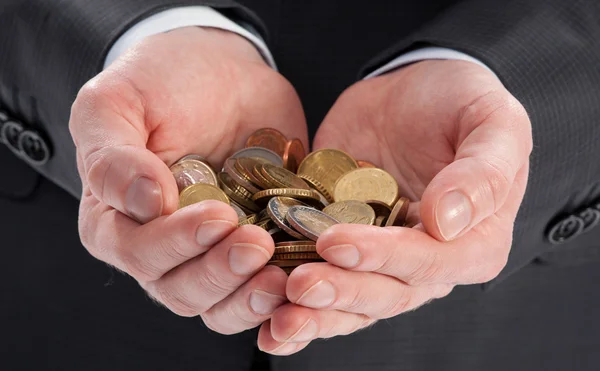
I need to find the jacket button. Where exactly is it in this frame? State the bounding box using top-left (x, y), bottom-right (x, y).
top-left (547, 215), bottom-right (584, 245)
top-left (578, 207), bottom-right (600, 233)
top-left (18, 130), bottom-right (51, 166)
top-left (1, 120), bottom-right (25, 156)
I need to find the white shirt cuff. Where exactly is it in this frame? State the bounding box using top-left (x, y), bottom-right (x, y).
top-left (363, 46), bottom-right (497, 80)
top-left (103, 6), bottom-right (276, 70)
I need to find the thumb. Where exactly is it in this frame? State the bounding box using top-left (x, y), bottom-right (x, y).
top-left (70, 77), bottom-right (178, 223)
top-left (420, 94), bottom-right (532, 241)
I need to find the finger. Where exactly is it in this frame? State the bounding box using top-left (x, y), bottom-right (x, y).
top-left (79, 199), bottom-right (238, 282)
top-left (70, 74), bottom-right (178, 223)
top-left (200, 265), bottom-right (288, 335)
top-left (286, 263), bottom-right (453, 318)
top-left (267, 303), bottom-right (375, 344)
top-left (317, 221), bottom-right (510, 285)
top-left (420, 92), bottom-right (532, 241)
top-left (144, 225), bottom-right (275, 317)
top-left (257, 320), bottom-right (311, 356)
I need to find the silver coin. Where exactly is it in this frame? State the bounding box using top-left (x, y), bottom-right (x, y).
top-left (170, 159), bottom-right (218, 192)
top-left (223, 158), bottom-right (261, 194)
top-left (231, 147), bottom-right (284, 167)
top-left (286, 206), bottom-right (340, 241)
top-left (230, 202), bottom-right (247, 220)
top-left (267, 197), bottom-right (310, 240)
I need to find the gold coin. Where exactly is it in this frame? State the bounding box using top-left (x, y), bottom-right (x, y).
top-left (170, 158), bottom-right (218, 192)
top-left (179, 183), bottom-right (229, 209)
top-left (297, 149), bottom-right (358, 197)
top-left (260, 163), bottom-right (310, 190)
top-left (251, 188), bottom-right (322, 206)
top-left (323, 200), bottom-right (376, 225)
top-left (272, 252), bottom-right (323, 260)
top-left (276, 241), bottom-right (316, 247)
top-left (274, 245), bottom-right (318, 254)
top-left (252, 164), bottom-right (277, 189)
top-left (238, 214), bottom-right (258, 226)
top-left (235, 158), bottom-right (269, 190)
top-left (223, 158), bottom-right (261, 194)
top-left (286, 205), bottom-right (340, 241)
top-left (267, 259), bottom-right (320, 268)
top-left (298, 174), bottom-right (334, 204)
top-left (218, 172), bottom-right (261, 212)
top-left (375, 215), bottom-right (388, 227)
top-left (385, 197), bottom-right (410, 227)
top-left (333, 168), bottom-right (399, 207)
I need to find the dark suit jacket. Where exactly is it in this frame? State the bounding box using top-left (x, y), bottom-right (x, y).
top-left (1, 1), bottom-right (600, 370)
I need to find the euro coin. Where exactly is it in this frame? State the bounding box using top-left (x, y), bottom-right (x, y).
top-left (385, 197), bottom-right (410, 227)
top-left (286, 205), bottom-right (340, 241)
top-left (298, 174), bottom-right (334, 203)
top-left (333, 168), bottom-right (399, 207)
top-left (231, 147), bottom-right (284, 167)
top-left (252, 188), bottom-right (322, 206)
top-left (223, 158), bottom-right (261, 194)
top-left (323, 200), bottom-right (376, 225)
top-left (260, 163), bottom-right (310, 190)
top-left (170, 158), bottom-right (218, 192)
top-left (267, 197), bottom-right (311, 240)
top-left (245, 128), bottom-right (288, 157)
top-left (283, 138), bottom-right (305, 173)
top-left (218, 172), bottom-right (261, 212)
top-left (272, 252), bottom-right (323, 260)
top-left (297, 149), bottom-right (358, 197)
top-left (179, 183), bottom-right (229, 209)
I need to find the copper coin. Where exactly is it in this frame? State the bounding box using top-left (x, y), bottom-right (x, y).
top-left (267, 259), bottom-right (319, 268)
top-left (286, 206), bottom-right (340, 241)
top-left (385, 197), bottom-right (410, 227)
top-left (267, 197), bottom-right (310, 240)
top-left (357, 160), bottom-right (377, 168)
top-left (375, 215), bottom-right (388, 227)
top-left (283, 138), bottom-right (306, 173)
top-left (276, 241), bottom-right (316, 247)
top-left (245, 128), bottom-right (288, 157)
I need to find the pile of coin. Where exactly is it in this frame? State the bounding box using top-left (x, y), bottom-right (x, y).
top-left (170, 128), bottom-right (409, 274)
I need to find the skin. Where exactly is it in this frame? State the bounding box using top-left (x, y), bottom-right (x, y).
top-left (257, 60), bottom-right (532, 355)
top-left (70, 27), bottom-right (532, 355)
top-left (69, 27), bottom-right (308, 334)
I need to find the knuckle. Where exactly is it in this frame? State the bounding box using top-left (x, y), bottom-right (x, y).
top-left (195, 265), bottom-right (237, 299)
top-left (404, 251), bottom-right (445, 286)
top-left (154, 283), bottom-right (198, 317)
top-left (378, 287), bottom-right (412, 319)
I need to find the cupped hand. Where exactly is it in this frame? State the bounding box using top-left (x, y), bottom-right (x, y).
top-left (257, 60), bottom-right (532, 355)
top-left (70, 27), bottom-right (308, 333)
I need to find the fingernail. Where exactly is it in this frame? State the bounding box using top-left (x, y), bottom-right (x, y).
top-left (296, 280), bottom-right (336, 308)
top-left (287, 318), bottom-right (318, 342)
top-left (269, 341), bottom-right (299, 355)
top-left (126, 177), bottom-right (163, 224)
top-left (319, 244), bottom-right (360, 268)
top-left (249, 290), bottom-right (287, 315)
top-left (436, 191), bottom-right (472, 240)
top-left (196, 220), bottom-right (236, 247)
top-left (229, 243), bottom-right (271, 276)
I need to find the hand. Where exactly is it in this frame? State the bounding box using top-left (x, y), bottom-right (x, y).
top-left (257, 60), bottom-right (532, 355)
top-left (70, 27), bottom-right (308, 333)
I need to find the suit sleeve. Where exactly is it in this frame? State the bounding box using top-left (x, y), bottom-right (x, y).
top-left (360, 0), bottom-right (600, 287)
top-left (0, 0), bottom-right (266, 198)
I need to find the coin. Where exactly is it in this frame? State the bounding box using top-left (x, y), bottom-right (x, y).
top-left (235, 158), bottom-right (269, 189)
top-left (239, 214), bottom-right (258, 226)
top-left (385, 197), bottom-right (410, 227)
top-left (218, 172), bottom-right (261, 212)
top-left (231, 147), bottom-right (284, 167)
top-left (230, 202), bottom-right (247, 220)
top-left (298, 174), bottom-right (334, 204)
top-left (230, 199), bottom-right (255, 215)
top-left (333, 168), bottom-right (399, 207)
top-left (252, 164), bottom-right (276, 189)
top-left (223, 158), bottom-right (261, 194)
top-left (252, 188), bottom-right (323, 206)
top-left (297, 149), bottom-right (358, 197)
top-left (267, 197), bottom-right (311, 240)
top-left (267, 259), bottom-right (319, 268)
top-left (273, 252), bottom-right (323, 260)
top-left (375, 215), bottom-right (388, 227)
top-left (283, 138), bottom-right (305, 173)
top-left (323, 200), bottom-right (376, 225)
top-left (281, 266), bottom-right (295, 275)
top-left (275, 241), bottom-right (316, 247)
top-left (260, 163), bottom-right (310, 190)
top-left (357, 160), bottom-right (377, 168)
top-left (274, 245), bottom-right (318, 253)
top-left (286, 206), bottom-right (340, 241)
top-left (366, 200), bottom-right (393, 218)
top-left (255, 218), bottom-right (277, 231)
top-left (245, 128), bottom-right (288, 157)
top-left (170, 159), bottom-right (218, 192)
top-left (179, 183), bottom-right (230, 208)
